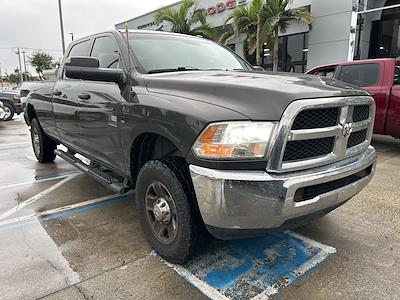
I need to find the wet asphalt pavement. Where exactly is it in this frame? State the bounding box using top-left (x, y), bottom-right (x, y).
top-left (1, 116), bottom-right (400, 299)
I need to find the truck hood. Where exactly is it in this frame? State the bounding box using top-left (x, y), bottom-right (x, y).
top-left (144, 71), bottom-right (369, 120)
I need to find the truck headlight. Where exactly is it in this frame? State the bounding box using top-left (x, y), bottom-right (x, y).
top-left (192, 121), bottom-right (277, 159)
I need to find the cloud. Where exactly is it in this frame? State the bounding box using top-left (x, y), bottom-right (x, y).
top-left (0, 0), bottom-right (176, 77)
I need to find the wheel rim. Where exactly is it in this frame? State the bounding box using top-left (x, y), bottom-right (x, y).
top-left (32, 126), bottom-right (40, 156)
top-left (3, 106), bottom-right (11, 119)
top-left (145, 182), bottom-right (178, 245)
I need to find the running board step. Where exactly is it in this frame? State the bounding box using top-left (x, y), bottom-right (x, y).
top-left (54, 149), bottom-right (131, 194)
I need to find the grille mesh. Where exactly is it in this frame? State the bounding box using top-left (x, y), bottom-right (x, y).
top-left (283, 137), bottom-right (334, 162)
top-left (291, 108), bottom-right (339, 130)
top-left (352, 105), bottom-right (369, 122)
top-left (347, 129), bottom-right (367, 148)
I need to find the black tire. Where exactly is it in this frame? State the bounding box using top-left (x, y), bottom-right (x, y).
top-left (136, 158), bottom-right (204, 264)
top-left (30, 118), bottom-right (57, 163)
top-left (3, 102), bottom-right (15, 121)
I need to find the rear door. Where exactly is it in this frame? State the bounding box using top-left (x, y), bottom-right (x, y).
top-left (77, 34), bottom-right (126, 170)
top-left (53, 39), bottom-right (91, 148)
top-left (335, 62), bottom-right (385, 134)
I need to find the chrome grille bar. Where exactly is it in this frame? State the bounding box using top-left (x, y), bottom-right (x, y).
top-left (267, 96), bottom-right (375, 173)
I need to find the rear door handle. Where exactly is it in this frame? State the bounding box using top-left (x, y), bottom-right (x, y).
top-left (53, 90), bottom-right (62, 96)
top-left (78, 93), bottom-right (91, 100)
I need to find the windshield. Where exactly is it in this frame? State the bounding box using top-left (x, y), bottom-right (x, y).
top-left (128, 33), bottom-right (253, 74)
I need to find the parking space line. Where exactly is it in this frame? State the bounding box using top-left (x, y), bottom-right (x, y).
top-left (0, 171), bottom-right (82, 190)
top-left (0, 142), bottom-right (31, 149)
top-left (0, 193), bottom-right (132, 232)
top-left (0, 174), bottom-right (78, 220)
top-left (156, 256), bottom-right (230, 300)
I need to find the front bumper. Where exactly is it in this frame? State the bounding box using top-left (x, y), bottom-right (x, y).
top-left (189, 146), bottom-right (376, 238)
top-left (13, 102), bottom-right (23, 114)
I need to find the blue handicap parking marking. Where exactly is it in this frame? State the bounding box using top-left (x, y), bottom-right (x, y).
top-left (154, 231), bottom-right (335, 300)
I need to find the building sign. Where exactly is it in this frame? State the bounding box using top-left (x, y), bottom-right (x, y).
top-left (136, 0), bottom-right (248, 29)
top-left (138, 21), bottom-right (156, 29)
top-left (205, 0), bottom-right (247, 15)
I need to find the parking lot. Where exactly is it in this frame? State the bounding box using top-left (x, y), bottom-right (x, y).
top-left (1, 116), bottom-right (400, 300)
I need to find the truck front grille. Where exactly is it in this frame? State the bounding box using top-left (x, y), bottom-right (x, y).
top-left (283, 137), bottom-right (334, 161)
top-left (291, 107), bottom-right (339, 130)
top-left (267, 96), bottom-right (375, 172)
top-left (352, 105), bottom-right (369, 122)
top-left (347, 129), bottom-right (367, 148)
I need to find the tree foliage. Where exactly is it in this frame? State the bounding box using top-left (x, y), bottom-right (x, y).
top-left (3, 68), bottom-right (36, 85)
top-left (155, 0), bottom-right (217, 40)
top-left (28, 51), bottom-right (56, 79)
top-left (221, 0), bottom-right (312, 70)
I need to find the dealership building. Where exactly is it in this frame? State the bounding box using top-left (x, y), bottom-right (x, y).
top-left (116, 0), bottom-right (400, 72)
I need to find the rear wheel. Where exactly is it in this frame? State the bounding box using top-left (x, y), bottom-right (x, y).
top-left (136, 159), bottom-right (203, 264)
top-left (3, 102), bottom-right (15, 121)
top-left (30, 118), bottom-right (57, 163)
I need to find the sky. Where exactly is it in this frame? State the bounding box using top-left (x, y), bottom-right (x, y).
top-left (0, 0), bottom-right (176, 76)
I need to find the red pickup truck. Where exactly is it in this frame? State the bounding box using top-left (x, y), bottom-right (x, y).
top-left (307, 58), bottom-right (400, 138)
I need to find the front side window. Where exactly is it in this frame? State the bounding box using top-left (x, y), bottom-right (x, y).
top-left (394, 62), bottom-right (400, 85)
top-left (337, 63), bottom-right (380, 87)
top-left (314, 67), bottom-right (336, 78)
top-left (63, 39), bottom-right (91, 78)
top-left (128, 33), bottom-right (253, 74)
top-left (67, 40), bottom-right (91, 58)
top-left (90, 36), bottom-right (120, 69)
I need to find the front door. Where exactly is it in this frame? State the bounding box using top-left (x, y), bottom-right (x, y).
top-left (335, 62), bottom-right (385, 134)
top-left (385, 62), bottom-right (400, 136)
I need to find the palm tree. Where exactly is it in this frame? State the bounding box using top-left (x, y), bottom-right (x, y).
top-left (260, 0), bottom-right (313, 71)
top-left (220, 0), bottom-right (264, 66)
top-left (154, 0), bottom-right (216, 40)
top-left (221, 0), bottom-right (312, 70)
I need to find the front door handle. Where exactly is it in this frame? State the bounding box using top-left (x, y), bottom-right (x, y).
top-left (53, 90), bottom-right (62, 96)
top-left (78, 93), bottom-right (91, 100)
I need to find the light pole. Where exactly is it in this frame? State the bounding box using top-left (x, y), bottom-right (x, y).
top-left (69, 32), bottom-right (74, 42)
top-left (14, 48), bottom-right (24, 85)
top-left (58, 0), bottom-right (66, 53)
top-left (22, 50), bottom-right (28, 81)
top-left (0, 64), bottom-right (3, 88)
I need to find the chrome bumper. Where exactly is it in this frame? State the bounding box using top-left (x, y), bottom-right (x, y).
top-left (189, 146), bottom-right (376, 233)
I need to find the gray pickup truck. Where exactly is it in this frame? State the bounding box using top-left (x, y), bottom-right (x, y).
top-left (22, 30), bottom-right (376, 264)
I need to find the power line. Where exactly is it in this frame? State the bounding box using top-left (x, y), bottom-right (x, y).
top-left (0, 46), bottom-right (63, 52)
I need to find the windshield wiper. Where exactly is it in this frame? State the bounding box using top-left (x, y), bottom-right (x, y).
top-left (148, 66), bottom-right (200, 74)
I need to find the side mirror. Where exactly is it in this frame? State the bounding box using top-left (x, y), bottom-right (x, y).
top-left (64, 56), bottom-right (126, 84)
top-left (253, 66), bottom-right (265, 72)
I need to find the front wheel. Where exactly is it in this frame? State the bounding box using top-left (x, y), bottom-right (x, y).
top-left (136, 159), bottom-right (203, 264)
top-left (3, 102), bottom-right (15, 121)
top-left (30, 118), bottom-right (57, 163)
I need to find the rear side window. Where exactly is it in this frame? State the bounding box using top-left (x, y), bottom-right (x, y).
top-left (67, 40), bottom-right (91, 58)
top-left (90, 36), bottom-right (120, 69)
top-left (337, 63), bottom-right (379, 87)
